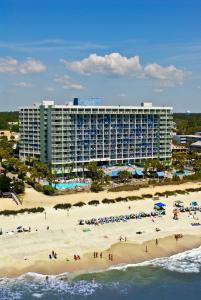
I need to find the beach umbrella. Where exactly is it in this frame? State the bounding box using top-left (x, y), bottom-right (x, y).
top-left (174, 200), bottom-right (184, 207)
top-left (155, 202), bottom-right (166, 207)
top-left (191, 201), bottom-right (198, 206)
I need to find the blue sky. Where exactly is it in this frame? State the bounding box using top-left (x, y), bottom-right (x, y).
top-left (0, 0), bottom-right (200, 111)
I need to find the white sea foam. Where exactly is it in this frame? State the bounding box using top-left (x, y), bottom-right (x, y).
top-left (0, 272), bottom-right (103, 299)
top-left (1, 246), bottom-right (201, 299)
top-left (109, 245), bottom-right (201, 273)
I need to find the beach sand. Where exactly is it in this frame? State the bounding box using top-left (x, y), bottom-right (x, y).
top-left (1, 182), bottom-right (201, 277)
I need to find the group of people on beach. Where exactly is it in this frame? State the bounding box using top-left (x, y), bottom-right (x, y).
top-left (74, 254), bottom-right (81, 260)
top-left (119, 235), bottom-right (127, 242)
top-left (93, 251), bottom-right (113, 261)
top-left (49, 250), bottom-right (57, 259)
top-left (57, 178), bottom-right (90, 184)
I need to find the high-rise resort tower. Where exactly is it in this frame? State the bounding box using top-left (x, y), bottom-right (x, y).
top-left (19, 99), bottom-right (173, 175)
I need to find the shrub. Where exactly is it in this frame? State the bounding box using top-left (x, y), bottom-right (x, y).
top-left (186, 188), bottom-right (196, 192)
top-left (172, 176), bottom-right (181, 182)
top-left (164, 191), bottom-right (175, 196)
top-left (90, 181), bottom-right (104, 192)
top-left (127, 195), bottom-right (142, 200)
top-left (0, 207), bottom-right (45, 216)
top-left (102, 198), bottom-right (116, 204)
top-left (25, 177), bottom-right (35, 187)
top-left (174, 189), bottom-right (187, 195)
top-left (34, 183), bottom-right (44, 192)
top-left (12, 180), bottom-right (25, 194)
top-left (54, 203), bottom-right (72, 210)
top-left (115, 197), bottom-right (128, 202)
top-left (43, 185), bottom-right (55, 195)
top-left (155, 192), bottom-right (165, 196)
top-left (73, 201), bottom-right (86, 207)
top-left (108, 184), bottom-right (141, 192)
top-left (88, 200), bottom-right (100, 205)
top-left (0, 174), bottom-right (11, 193)
top-left (142, 194), bottom-right (153, 198)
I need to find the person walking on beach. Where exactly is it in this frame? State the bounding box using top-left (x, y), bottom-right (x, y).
top-left (100, 252), bottom-right (103, 258)
top-left (145, 246), bottom-right (148, 253)
top-left (155, 238), bottom-right (158, 245)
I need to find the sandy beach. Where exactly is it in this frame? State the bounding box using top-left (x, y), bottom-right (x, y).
top-left (1, 182), bottom-right (201, 277)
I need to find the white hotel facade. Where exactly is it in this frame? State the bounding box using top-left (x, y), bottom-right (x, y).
top-left (19, 99), bottom-right (173, 175)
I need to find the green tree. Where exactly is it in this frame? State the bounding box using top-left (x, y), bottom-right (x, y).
top-left (0, 174), bottom-right (11, 193)
top-left (12, 179), bottom-right (25, 194)
top-left (144, 159), bottom-right (165, 173)
top-left (47, 171), bottom-right (57, 185)
top-left (172, 152), bottom-right (186, 170)
top-left (43, 185), bottom-right (55, 195)
top-left (118, 170), bottom-right (132, 182)
top-left (87, 161), bottom-right (104, 181)
top-left (90, 180), bottom-right (104, 192)
top-left (16, 162), bottom-right (28, 179)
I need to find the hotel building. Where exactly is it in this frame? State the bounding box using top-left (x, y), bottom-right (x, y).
top-left (19, 99), bottom-right (173, 175)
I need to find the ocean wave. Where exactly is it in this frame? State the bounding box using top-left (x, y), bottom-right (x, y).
top-left (109, 245), bottom-right (201, 273)
top-left (1, 246), bottom-right (201, 299)
top-left (0, 272), bottom-right (103, 299)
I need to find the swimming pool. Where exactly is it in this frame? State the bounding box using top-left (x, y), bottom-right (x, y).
top-left (173, 170), bottom-right (189, 177)
top-left (52, 182), bottom-right (89, 190)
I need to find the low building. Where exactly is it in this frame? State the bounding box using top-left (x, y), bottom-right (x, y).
top-left (173, 134), bottom-right (201, 145)
top-left (172, 144), bottom-right (187, 154)
top-left (189, 141), bottom-right (201, 153)
top-left (0, 130), bottom-right (20, 141)
top-left (8, 122), bottom-right (19, 126)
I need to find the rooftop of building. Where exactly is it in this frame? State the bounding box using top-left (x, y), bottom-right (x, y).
top-left (19, 99), bottom-right (172, 110)
top-left (190, 141), bottom-right (201, 147)
top-left (175, 134), bottom-right (201, 138)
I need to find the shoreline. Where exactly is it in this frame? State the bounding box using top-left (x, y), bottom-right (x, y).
top-left (1, 183), bottom-right (201, 278)
top-left (1, 234), bottom-right (201, 278)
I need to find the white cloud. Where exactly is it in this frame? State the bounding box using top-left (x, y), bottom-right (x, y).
top-left (45, 87), bottom-right (55, 92)
top-left (61, 52), bottom-right (187, 85)
top-left (15, 82), bottom-right (33, 88)
top-left (0, 57), bottom-right (47, 74)
top-left (118, 93), bottom-right (127, 97)
top-left (61, 53), bottom-right (142, 76)
top-left (153, 88), bottom-right (163, 93)
top-left (0, 39), bottom-right (107, 52)
top-left (54, 75), bottom-right (84, 90)
top-left (144, 63), bottom-right (186, 85)
top-left (0, 58), bottom-right (18, 73)
top-left (19, 58), bottom-right (46, 74)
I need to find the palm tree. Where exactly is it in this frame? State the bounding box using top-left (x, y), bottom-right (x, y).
top-left (47, 171), bottom-right (57, 186)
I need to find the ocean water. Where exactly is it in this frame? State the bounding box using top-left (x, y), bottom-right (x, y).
top-left (1, 246), bottom-right (201, 300)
